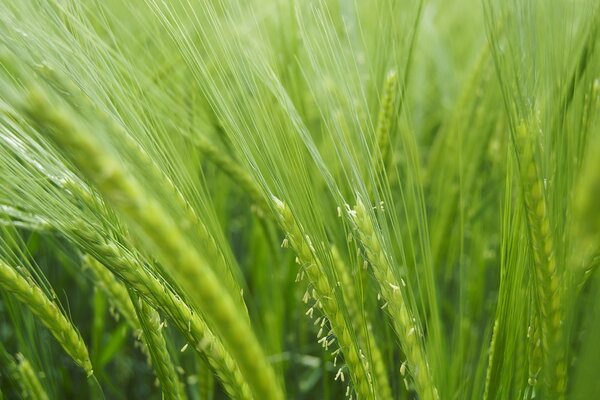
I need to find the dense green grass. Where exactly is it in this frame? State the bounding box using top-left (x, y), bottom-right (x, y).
top-left (0, 0), bottom-right (598, 399)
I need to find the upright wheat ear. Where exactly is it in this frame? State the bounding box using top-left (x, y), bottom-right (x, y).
top-left (0, 260), bottom-right (93, 376)
top-left (21, 85), bottom-right (282, 400)
top-left (514, 122), bottom-right (565, 398)
top-left (349, 199), bottom-right (438, 400)
top-left (16, 354), bottom-right (49, 400)
top-left (273, 197), bottom-right (375, 400)
top-left (330, 245), bottom-right (393, 400)
top-left (374, 70), bottom-right (399, 174)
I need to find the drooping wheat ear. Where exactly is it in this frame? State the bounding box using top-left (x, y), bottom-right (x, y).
top-left (117, 130), bottom-right (245, 314)
top-left (16, 353), bottom-right (49, 400)
top-left (348, 198), bottom-right (438, 400)
top-left (82, 255), bottom-right (139, 329)
top-left (330, 245), bottom-right (393, 400)
top-left (0, 259), bottom-right (93, 376)
top-left (273, 197), bottom-right (374, 400)
top-left (73, 224), bottom-right (252, 400)
top-left (132, 294), bottom-right (185, 400)
top-left (514, 122), bottom-right (565, 397)
top-left (21, 85), bottom-right (282, 400)
top-left (36, 65), bottom-right (245, 313)
top-left (374, 70), bottom-right (399, 174)
top-left (83, 255), bottom-right (152, 360)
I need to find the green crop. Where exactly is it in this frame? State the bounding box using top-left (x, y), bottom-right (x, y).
top-left (0, 0), bottom-right (598, 399)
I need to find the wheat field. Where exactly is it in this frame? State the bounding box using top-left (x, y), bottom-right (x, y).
top-left (0, 0), bottom-right (599, 399)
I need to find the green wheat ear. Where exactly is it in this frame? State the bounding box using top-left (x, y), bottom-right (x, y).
top-left (76, 227), bottom-right (251, 399)
top-left (84, 255), bottom-right (183, 399)
top-left (16, 353), bottom-right (49, 400)
top-left (514, 122), bottom-right (565, 398)
top-left (330, 244), bottom-right (393, 400)
top-left (83, 255), bottom-right (139, 330)
top-left (0, 259), bottom-right (93, 376)
top-left (273, 197), bottom-right (375, 399)
top-left (374, 70), bottom-right (399, 175)
top-left (349, 198), bottom-right (438, 400)
top-left (132, 294), bottom-right (185, 400)
top-left (20, 83), bottom-right (280, 400)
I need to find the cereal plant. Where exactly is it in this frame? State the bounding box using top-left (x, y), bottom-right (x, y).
top-left (0, 0), bottom-right (598, 399)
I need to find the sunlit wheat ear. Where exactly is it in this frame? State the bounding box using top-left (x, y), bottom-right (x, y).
top-left (348, 198), bottom-right (438, 400)
top-left (0, 259), bottom-right (93, 376)
top-left (513, 122), bottom-right (565, 397)
top-left (273, 197), bottom-right (375, 399)
top-left (34, 65), bottom-right (246, 312)
top-left (330, 245), bottom-right (393, 400)
top-left (75, 227), bottom-right (252, 400)
top-left (19, 84), bottom-right (282, 400)
top-left (16, 353), bottom-right (49, 400)
top-left (132, 294), bottom-right (185, 400)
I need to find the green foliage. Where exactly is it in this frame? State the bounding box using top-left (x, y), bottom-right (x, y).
top-left (0, 0), bottom-right (598, 399)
